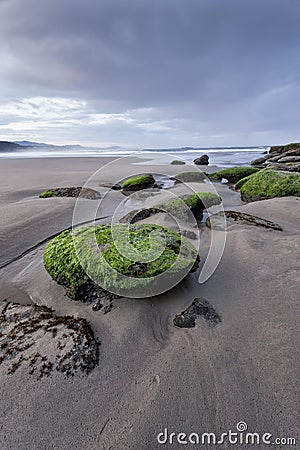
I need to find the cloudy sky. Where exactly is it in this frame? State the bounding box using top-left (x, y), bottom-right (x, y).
top-left (0, 0), bottom-right (299, 148)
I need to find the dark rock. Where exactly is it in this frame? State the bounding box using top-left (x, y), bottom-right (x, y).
top-left (206, 210), bottom-right (282, 231)
top-left (92, 301), bottom-right (103, 311)
top-left (277, 156), bottom-right (300, 163)
top-left (285, 148), bottom-right (300, 157)
top-left (103, 304), bottom-right (114, 315)
top-left (120, 208), bottom-right (158, 224)
top-left (194, 154), bottom-right (209, 165)
top-left (251, 157), bottom-right (267, 166)
top-left (269, 145), bottom-right (285, 154)
top-left (98, 182), bottom-right (121, 190)
top-left (267, 154), bottom-right (283, 163)
top-left (111, 183), bottom-right (122, 190)
top-left (266, 162), bottom-right (300, 172)
top-left (173, 298), bottom-right (221, 328)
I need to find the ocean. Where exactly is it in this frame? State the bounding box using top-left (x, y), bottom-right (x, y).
top-left (0, 146), bottom-right (268, 168)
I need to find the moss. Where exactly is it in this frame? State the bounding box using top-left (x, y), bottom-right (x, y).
top-left (39, 187), bottom-right (101, 199)
top-left (208, 166), bottom-right (260, 184)
top-left (171, 160), bottom-right (185, 165)
top-left (120, 192), bottom-right (221, 225)
top-left (283, 142), bottom-right (300, 151)
top-left (240, 169), bottom-right (300, 202)
top-left (44, 224), bottom-right (200, 300)
top-left (234, 173), bottom-right (257, 190)
top-left (161, 192), bottom-right (221, 221)
top-left (121, 174), bottom-right (155, 191)
top-left (174, 172), bottom-right (206, 183)
top-left (40, 190), bottom-right (57, 198)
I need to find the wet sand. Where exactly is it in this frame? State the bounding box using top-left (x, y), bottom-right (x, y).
top-left (0, 157), bottom-right (299, 449)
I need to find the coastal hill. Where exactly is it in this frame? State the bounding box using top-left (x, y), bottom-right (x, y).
top-left (0, 140), bottom-right (125, 153)
top-left (0, 141), bottom-right (23, 152)
top-left (0, 140), bottom-right (269, 154)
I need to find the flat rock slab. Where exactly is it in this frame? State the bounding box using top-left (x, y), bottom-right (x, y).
top-left (173, 298), bottom-right (221, 328)
top-left (40, 186), bottom-right (101, 199)
top-left (0, 300), bottom-right (99, 378)
top-left (206, 210), bottom-right (283, 231)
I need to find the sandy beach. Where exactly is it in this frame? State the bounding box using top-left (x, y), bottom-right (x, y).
top-left (0, 156), bottom-right (299, 449)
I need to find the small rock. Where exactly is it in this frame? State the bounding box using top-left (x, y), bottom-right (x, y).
top-left (92, 302), bottom-right (103, 311)
top-left (173, 298), bottom-right (221, 328)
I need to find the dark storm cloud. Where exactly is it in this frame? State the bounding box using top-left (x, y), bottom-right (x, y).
top-left (0, 0), bottom-right (300, 145)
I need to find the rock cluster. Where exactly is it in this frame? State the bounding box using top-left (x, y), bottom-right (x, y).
top-left (251, 143), bottom-right (300, 172)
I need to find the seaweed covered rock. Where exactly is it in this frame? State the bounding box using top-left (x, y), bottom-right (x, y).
top-left (120, 192), bottom-right (222, 224)
top-left (162, 192), bottom-right (221, 221)
top-left (39, 187), bottom-right (101, 199)
top-left (171, 160), bottom-right (186, 165)
top-left (208, 167), bottom-right (260, 184)
top-left (239, 170), bottom-right (300, 202)
top-left (234, 173), bottom-right (257, 190)
top-left (174, 171), bottom-right (206, 183)
top-left (121, 174), bottom-right (156, 192)
top-left (44, 224), bottom-right (200, 300)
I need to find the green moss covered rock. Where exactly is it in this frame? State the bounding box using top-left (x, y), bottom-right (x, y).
top-left (44, 224), bottom-right (200, 301)
top-left (120, 192), bottom-right (221, 224)
top-left (171, 160), bottom-right (186, 165)
top-left (121, 174), bottom-right (156, 191)
top-left (157, 192), bottom-right (221, 223)
top-left (175, 171), bottom-right (206, 183)
top-left (234, 173), bottom-right (257, 190)
top-left (39, 187), bottom-right (101, 199)
top-left (240, 170), bottom-right (300, 202)
top-left (208, 167), bottom-right (260, 184)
